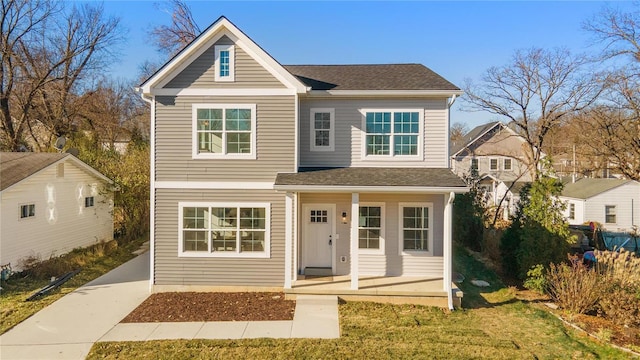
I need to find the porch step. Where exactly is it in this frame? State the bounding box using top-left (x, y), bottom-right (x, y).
top-left (304, 267), bottom-right (332, 276)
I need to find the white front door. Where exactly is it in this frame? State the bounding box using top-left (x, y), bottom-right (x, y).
top-left (303, 205), bottom-right (334, 270)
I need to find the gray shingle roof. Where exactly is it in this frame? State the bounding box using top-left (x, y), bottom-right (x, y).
top-left (561, 178), bottom-right (633, 199)
top-left (1, 152), bottom-right (69, 191)
top-left (275, 167), bottom-right (467, 188)
top-left (283, 64), bottom-right (460, 91)
top-left (450, 121), bottom-right (501, 156)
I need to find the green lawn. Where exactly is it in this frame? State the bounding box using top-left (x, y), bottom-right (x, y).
top-left (0, 237), bottom-right (146, 335)
top-left (86, 244), bottom-right (630, 359)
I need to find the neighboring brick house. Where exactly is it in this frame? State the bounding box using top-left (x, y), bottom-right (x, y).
top-left (138, 17), bottom-right (467, 308)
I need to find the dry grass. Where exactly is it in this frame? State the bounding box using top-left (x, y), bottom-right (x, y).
top-left (595, 249), bottom-right (640, 327)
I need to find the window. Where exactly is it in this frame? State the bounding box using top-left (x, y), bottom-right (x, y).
top-left (605, 205), bottom-right (616, 224)
top-left (310, 108), bottom-right (335, 151)
top-left (358, 204), bottom-right (384, 252)
top-left (362, 109), bottom-right (422, 158)
top-left (400, 203), bottom-right (433, 253)
top-left (490, 158), bottom-right (498, 171)
top-left (179, 203), bottom-right (270, 257)
top-left (85, 196), bottom-right (95, 208)
top-left (568, 203), bottom-right (575, 220)
top-left (471, 158), bottom-right (478, 171)
top-left (20, 204), bottom-right (35, 219)
top-left (503, 158), bottom-right (512, 171)
top-left (310, 210), bottom-right (328, 223)
top-left (192, 104), bottom-right (256, 159)
top-left (214, 45), bottom-right (234, 82)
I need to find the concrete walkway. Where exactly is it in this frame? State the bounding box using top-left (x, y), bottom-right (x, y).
top-left (0, 252), bottom-right (151, 360)
top-left (0, 251), bottom-right (340, 360)
top-left (98, 295), bottom-right (340, 341)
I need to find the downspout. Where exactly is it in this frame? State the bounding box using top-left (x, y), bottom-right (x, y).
top-left (137, 88), bottom-right (155, 292)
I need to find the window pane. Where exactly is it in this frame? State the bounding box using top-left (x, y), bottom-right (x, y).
top-left (241, 231), bottom-right (265, 252)
top-left (366, 135), bottom-right (389, 155)
top-left (211, 207), bottom-right (236, 229)
top-left (219, 50), bottom-right (230, 77)
top-left (359, 229), bottom-right (380, 249)
top-left (394, 112), bottom-right (419, 134)
top-left (394, 135), bottom-right (418, 155)
top-left (315, 130), bottom-right (330, 146)
top-left (504, 158), bottom-right (512, 170)
top-left (226, 132), bottom-right (251, 153)
top-left (198, 132), bottom-right (223, 153)
top-left (403, 206), bottom-right (429, 251)
top-left (212, 230), bottom-right (236, 251)
top-left (183, 207), bottom-right (208, 229)
top-left (366, 112), bottom-right (390, 133)
top-left (183, 230), bottom-right (208, 251)
top-left (239, 208), bottom-right (266, 230)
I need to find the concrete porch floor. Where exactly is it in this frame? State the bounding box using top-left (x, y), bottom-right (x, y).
top-left (284, 276), bottom-right (462, 308)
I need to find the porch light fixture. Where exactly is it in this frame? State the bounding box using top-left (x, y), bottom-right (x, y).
top-left (342, 211), bottom-right (348, 224)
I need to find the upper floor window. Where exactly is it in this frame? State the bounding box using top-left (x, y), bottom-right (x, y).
top-left (20, 204), bottom-right (35, 219)
top-left (310, 108), bottom-right (335, 152)
top-left (503, 158), bottom-right (512, 171)
top-left (605, 205), bottom-right (616, 224)
top-left (490, 158), bottom-right (499, 171)
top-left (85, 196), bottom-right (95, 208)
top-left (362, 109), bottom-right (423, 159)
top-left (471, 158), bottom-right (479, 171)
top-left (214, 45), bottom-right (235, 82)
top-left (192, 104), bottom-right (256, 159)
top-left (179, 202), bottom-right (270, 258)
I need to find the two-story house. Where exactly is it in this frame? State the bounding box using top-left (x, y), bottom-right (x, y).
top-left (138, 17), bottom-right (468, 308)
top-left (451, 121), bottom-right (535, 219)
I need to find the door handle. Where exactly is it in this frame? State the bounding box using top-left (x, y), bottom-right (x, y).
top-left (329, 235), bottom-right (332, 246)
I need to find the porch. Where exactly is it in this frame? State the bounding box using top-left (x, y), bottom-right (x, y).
top-left (284, 275), bottom-right (462, 307)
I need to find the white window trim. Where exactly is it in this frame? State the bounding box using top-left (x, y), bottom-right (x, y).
top-left (192, 104), bottom-right (257, 160)
top-left (360, 108), bottom-right (424, 161)
top-left (489, 157), bottom-right (499, 171)
top-left (309, 108), bottom-right (335, 152)
top-left (19, 203), bottom-right (36, 220)
top-left (398, 202), bottom-right (434, 256)
top-left (214, 44), bottom-right (235, 82)
top-left (358, 202), bottom-right (385, 255)
top-left (178, 201), bottom-right (271, 258)
top-left (503, 157), bottom-right (513, 171)
top-left (605, 205), bottom-right (617, 224)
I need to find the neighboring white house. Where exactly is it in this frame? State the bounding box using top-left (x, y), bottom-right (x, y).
top-left (560, 178), bottom-right (640, 233)
top-left (0, 152), bottom-right (114, 271)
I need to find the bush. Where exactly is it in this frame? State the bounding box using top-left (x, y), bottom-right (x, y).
top-left (546, 259), bottom-right (600, 314)
top-left (595, 249), bottom-right (640, 326)
top-left (524, 264), bottom-right (546, 294)
top-left (453, 170), bottom-right (486, 251)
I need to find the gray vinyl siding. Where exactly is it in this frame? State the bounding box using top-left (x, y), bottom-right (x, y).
top-left (298, 193), bottom-right (445, 277)
top-left (583, 183), bottom-right (640, 232)
top-left (154, 95), bottom-right (295, 182)
top-left (299, 98), bottom-right (449, 168)
top-left (164, 36), bottom-right (286, 89)
top-left (154, 189), bottom-right (286, 286)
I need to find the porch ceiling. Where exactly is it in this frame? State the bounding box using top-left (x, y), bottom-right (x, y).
top-left (274, 167), bottom-right (468, 192)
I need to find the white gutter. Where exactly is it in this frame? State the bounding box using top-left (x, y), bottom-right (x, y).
top-left (307, 90), bottom-right (464, 97)
top-left (137, 87), bottom-right (155, 292)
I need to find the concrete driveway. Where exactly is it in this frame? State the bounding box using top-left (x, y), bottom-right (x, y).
top-left (0, 251), bottom-right (150, 360)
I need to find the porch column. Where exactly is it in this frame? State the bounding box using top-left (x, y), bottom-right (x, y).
top-left (350, 192), bottom-right (359, 290)
top-left (443, 192), bottom-right (455, 309)
top-left (284, 192), bottom-right (294, 289)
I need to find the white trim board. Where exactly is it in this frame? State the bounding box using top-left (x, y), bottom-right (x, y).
top-left (151, 88), bottom-right (297, 96)
top-left (155, 181), bottom-right (274, 190)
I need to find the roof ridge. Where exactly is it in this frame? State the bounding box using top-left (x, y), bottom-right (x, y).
top-left (284, 63), bottom-right (423, 67)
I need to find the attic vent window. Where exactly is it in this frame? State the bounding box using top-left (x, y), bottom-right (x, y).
top-left (215, 44), bottom-right (235, 82)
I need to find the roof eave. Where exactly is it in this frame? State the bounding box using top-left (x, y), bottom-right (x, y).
top-left (306, 89), bottom-right (464, 97)
top-left (273, 185), bottom-right (469, 193)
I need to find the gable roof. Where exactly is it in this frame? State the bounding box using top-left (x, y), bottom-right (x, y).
top-left (138, 16), bottom-right (308, 95)
top-left (283, 64), bottom-right (461, 92)
top-left (561, 178), bottom-right (636, 199)
top-left (0, 152), bottom-right (112, 192)
top-left (450, 121), bottom-right (501, 156)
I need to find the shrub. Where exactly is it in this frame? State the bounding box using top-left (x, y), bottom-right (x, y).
top-left (523, 264), bottom-right (546, 294)
top-left (453, 170), bottom-right (486, 251)
top-left (546, 259), bottom-right (600, 314)
top-left (595, 249), bottom-right (640, 326)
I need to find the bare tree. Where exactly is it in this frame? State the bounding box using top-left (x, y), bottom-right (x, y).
top-left (462, 48), bottom-right (604, 180)
top-left (0, 0), bottom-right (122, 151)
top-left (450, 122), bottom-right (468, 144)
top-left (150, 0), bottom-right (201, 57)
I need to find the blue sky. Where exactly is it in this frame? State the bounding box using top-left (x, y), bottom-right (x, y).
top-left (97, 1), bottom-right (635, 128)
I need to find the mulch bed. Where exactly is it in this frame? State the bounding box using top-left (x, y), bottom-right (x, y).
top-left (121, 292), bottom-right (296, 323)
